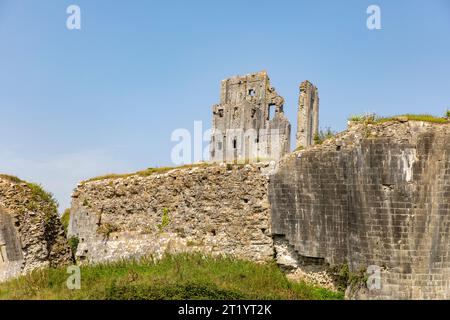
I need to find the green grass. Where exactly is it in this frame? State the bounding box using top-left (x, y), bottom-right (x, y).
top-left (0, 174), bottom-right (58, 215)
top-left (377, 114), bottom-right (448, 124)
top-left (348, 113), bottom-right (448, 124)
top-left (314, 128), bottom-right (336, 145)
top-left (348, 114), bottom-right (366, 122)
top-left (0, 254), bottom-right (343, 300)
top-left (60, 209), bottom-right (71, 233)
top-left (83, 161), bottom-right (266, 184)
top-left (84, 163), bottom-right (211, 183)
top-left (0, 174), bottom-right (23, 184)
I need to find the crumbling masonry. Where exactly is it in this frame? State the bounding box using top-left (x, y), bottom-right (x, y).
top-left (210, 72), bottom-right (319, 162)
top-left (297, 80), bottom-right (319, 148)
top-left (210, 71), bottom-right (292, 163)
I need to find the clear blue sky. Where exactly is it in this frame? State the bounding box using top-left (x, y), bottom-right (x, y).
top-left (0, 0), bottom-right (449, 210)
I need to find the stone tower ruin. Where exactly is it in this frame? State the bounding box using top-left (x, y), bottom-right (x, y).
top-left (210, 71), bottom-right (291, 162)
top-left (296, 80), bottom-right (319, 148)
top-left (210, 71), bottom-right (291, 163)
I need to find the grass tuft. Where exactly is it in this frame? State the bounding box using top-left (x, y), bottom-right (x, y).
top-left (377, 114), bottom-right (448, 124)
top-left (314, 127), bottom-right (336, 145)
top-left (60, 209), bottom-right (71, 233)
top-left (83, 163), bottom-right (210, 183)
top-left (0, 174), bottom-right (24, 184)
top-left (348, 113), bottom-right (448, 124)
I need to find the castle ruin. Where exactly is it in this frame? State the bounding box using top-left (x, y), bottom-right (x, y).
top-left (209, 71), bottom-right (291, 163)
top-left (210, 71), bottom-right (320, 162)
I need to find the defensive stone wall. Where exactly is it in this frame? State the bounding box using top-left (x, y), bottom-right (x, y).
top-left (269, 120), bottom-right (450, 299)
top-left (68, 163), bottom-right (275, 264)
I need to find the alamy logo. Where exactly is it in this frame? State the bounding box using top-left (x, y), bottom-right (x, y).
top-left (170, 121), bottom-right (284, 165)
top-left (367, 5), bottom-right (382, 30)
top-left (66, 5), bottom-right (81, 30)
top-left (367, 265), bottom-right (381, 290)
top-left (66, 265), bottom-right (81, 290)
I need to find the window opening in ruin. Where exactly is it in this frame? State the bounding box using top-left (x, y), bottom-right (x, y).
top-left (218, 141), bottom-right (223, 151)
top-left (268, 104), bottom-right (276, 121)
top-left (218, 109), bottom-right (224, 118)
top-left (249, 89), bottom-right (256, 96)
top-left (233, 138), bottom-right (237, 149)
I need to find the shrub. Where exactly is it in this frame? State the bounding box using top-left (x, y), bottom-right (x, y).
top-left (60, 209), bottom-right (70, 233)
top-left (348, 115), bottom-right (364, 122)
top-left (97, 223), bottom-right (119, 238)
top-left (68, 236), bottom-right (79, 255)
top-left (314, 127), bottom-right (336, 145)
top-left (158, 208), bottom-right (170, 232)
top-left (328, 264), bottom-right (368, 292)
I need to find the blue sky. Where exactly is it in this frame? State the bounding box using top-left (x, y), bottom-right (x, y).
top-left (0, 0), bottom-right (449, 210)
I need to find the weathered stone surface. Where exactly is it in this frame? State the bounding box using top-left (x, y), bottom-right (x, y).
top-left (210, 71), bottom-right (291, 162)
top-left (0, 176), bottom-right (73, 282)
top-left (296, 80), bottom-right (319, 148)
top-left (270, 121), bottom-right (450, 299)
top-left (68, 163), bottom-right (274, 264)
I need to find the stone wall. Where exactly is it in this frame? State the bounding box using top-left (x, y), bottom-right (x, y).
top-left (0, 175), bottom-right (73, 282)
top-left (269, 120), bottom-right (450, 299)
top-left (68, 163), bottom-right (274, 264)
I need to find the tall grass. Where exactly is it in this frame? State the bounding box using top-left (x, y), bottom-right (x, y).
top-left (348, 113), bottom-right (448, 124)
top-left (0, 254), bottom-right (343, 300)
top-left (60, 209), bottom-right (71, 233)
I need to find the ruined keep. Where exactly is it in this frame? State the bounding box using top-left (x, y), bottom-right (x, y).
top-left (210, 71), bottom-right (291, 163)
top-left (296, 80), bottom-right (319, 148)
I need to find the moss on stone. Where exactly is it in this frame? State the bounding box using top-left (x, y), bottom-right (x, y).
top-left (60, 209), bottom-right (71, 233)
